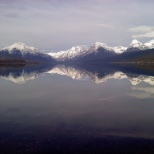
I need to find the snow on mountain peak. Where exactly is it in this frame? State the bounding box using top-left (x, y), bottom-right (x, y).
top-left (48, 45), bottom-right (89, 60)
top-left (92, 42), bottom-right (111, 51)
top-left (127, 39), bottom-right (148, 50)
top-left (113, 46), bottom-right (127, 54)
top-left (48, 40), bottom-right (154, 61)
top-left (130, 39), bottom-right (142, 47)
top-left (147, 39), bottom-right (154, 44)
top-left (71, 46), bottom-right (76, 51)
top-left (94, 42), bottom-right (107, 49)
top-left (144, 40), bottom-right (154, 48)
top-left (132, 39), bottom-right (141, 44)
top-left (70, 45), bottom-right (89, 52)
top-left (2, 42), bottom-right (37, 53)
top-left (92, 42), bottom-right (127, 54)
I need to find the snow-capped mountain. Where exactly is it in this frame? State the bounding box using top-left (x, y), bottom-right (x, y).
top-left (127, 39), bottom-right (148, 51)
top-left (91, 42), bottom-right (127, 54)
top-left (2, 42), bottom-right (37, 55)
top-left (113, 46), bottom-right (127, 54)
top-left (1, 40), bottom-right (154, 64)
top-left (47, 65), bottom-right (154, 86)
top-left (47, 42), bottom-right (127, 61)
top-left (47, 39), bottom-right (154, 61)
top-left (48, 45), bottom-right (89, 61)
top-left (144, 40), bottom-right (154, 49)
top-left (0, 42), bottom-right (55, 63)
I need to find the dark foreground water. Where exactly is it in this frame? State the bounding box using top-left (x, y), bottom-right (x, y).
top-left (0, 64), bottom-right (154, 153)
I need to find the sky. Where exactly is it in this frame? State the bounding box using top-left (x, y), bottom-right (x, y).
top-left (0, 0), bottom-right (154, 52)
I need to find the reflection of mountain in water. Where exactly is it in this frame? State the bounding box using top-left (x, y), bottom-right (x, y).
top-left (47, 64), bottom-right (154, 85)
top-left (1, 64), bottom-right (154, 85)
top-left (1, 71), bottom-right (37, 84)
top-left (0, 64), bottom-right (55, 84)
top-left (47, 65), bottom-right (94, 80)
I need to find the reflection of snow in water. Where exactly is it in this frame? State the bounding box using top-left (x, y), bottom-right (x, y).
top-left (1, 71), bottom-right (38, 84)
top-left (47, 65), bottom-right (154, 86)
top-left (1, 64), bottom-right (154, 85)
top-left (129, 87), bottom-right (154, 99)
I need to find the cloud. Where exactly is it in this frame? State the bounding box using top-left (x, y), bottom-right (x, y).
top-left (129, 26), bottom-right (154, 38)
top-left (97, 24), bottom-right (115, 29)
top-left (0, 1), bottom-right (154, 50)
top-left (132, 32), bottom-right (154, 38)
top-left (129, 26), bottom-right (154, 33)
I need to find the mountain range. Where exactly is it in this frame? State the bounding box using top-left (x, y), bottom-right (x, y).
top-left (0, 40), bottom-right (154, 64)
top-left (47, 39), bottom-right (154, 63)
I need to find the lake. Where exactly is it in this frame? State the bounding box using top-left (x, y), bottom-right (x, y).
top-left (0, 64), bottom-right (154, 153)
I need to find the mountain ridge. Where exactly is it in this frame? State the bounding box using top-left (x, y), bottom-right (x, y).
top-left (1, 40), bottom-right (154, 64)
top-left (47, 39), bottom-right (154, 61)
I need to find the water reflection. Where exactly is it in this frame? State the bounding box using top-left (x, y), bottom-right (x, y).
top-left (0, 64), bottom-right (54, 84)
top-left (0, 64), bottom-right (154, 153)
top-left (1, 64), bottom-right (154, 85)
top-left (48, 64), bottom-right (154, 85)
top-left (130, 87), bottom-right (154, 99)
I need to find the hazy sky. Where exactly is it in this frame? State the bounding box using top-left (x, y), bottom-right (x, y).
top-left (0, 0), bottom-right (154, 52)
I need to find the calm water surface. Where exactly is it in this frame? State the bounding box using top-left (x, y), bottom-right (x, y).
top-left (0, 65), bottom-right (154, 153)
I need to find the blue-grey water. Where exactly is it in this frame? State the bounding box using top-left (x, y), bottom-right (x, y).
top-left (0, 64), bottom-right (154, 153)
